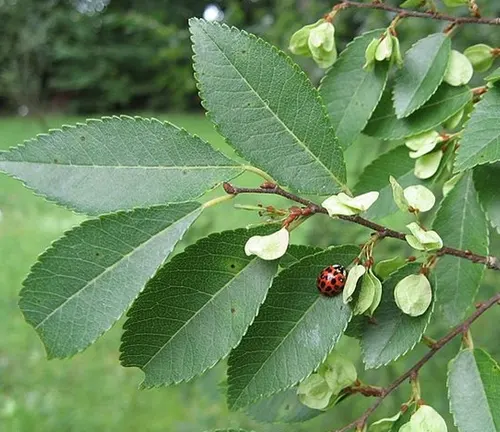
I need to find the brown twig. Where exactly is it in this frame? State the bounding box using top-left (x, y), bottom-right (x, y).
top-left (333, 0), bottom-right (500, 26)
top-left (333, 291), bottom-right (500, 432)
top-left (223, 182), bottom-right (500, 271)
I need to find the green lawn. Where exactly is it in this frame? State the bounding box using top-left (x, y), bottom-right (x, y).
top-left (1, 114), bottom-right (499, 432)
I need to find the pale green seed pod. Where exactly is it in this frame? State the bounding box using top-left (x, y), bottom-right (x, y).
top-left (394, 274), bottom-right (432, 317)
top-left (289, 19), bottom-right (324, 57)
top-left (375, 33), bottom-right (393, 61)
top-left (464, 44), bottom-right (494, 72)
top-left (297, 373), bottom-right (333, 410)
top-left (318, 351), bottom-right (357, 395)
top-left (364, 38), bottom-right (380, 70)
top-left (308, 21), bottom-right (337, 69)
top-left (444, 50), bottom-right (474, 87)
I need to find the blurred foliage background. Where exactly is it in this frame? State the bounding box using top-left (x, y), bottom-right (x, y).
top-left (1, 1), bottom-right (499, 431)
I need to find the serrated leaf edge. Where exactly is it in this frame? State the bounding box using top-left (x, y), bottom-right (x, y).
top-left (120, 224), bottom-right (281, 388)
top-left (367, 85), bottom-right (472, 140)
top-left (454, 88), bottom-right (500, 173)
top-left (226, 245), bottom-right (359, 410)
top-left (360, 263), bottom-right (435, 369)
top-left (189, 17), bottom-right (347, 194)
top-left (318, 29), bottom-right (389, 147)
top-left (393, 33), bottom-right (451, 119)
top-left (0, 115), bottom-right (243, 215)
top-left (18, 202), bottom-right (203, 359)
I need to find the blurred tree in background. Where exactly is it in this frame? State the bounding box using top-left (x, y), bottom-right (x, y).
top-left (0, 0), bottom-right (499, 114)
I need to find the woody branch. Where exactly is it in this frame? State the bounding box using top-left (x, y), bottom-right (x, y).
top-left (222, 181), bottom-right (500, 271)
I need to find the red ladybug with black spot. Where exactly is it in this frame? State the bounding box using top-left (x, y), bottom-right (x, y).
top-left (317, 265), bottom-right (347, 297)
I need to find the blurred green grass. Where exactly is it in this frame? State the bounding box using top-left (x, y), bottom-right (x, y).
top-left (1, 114), bottom-right (499, 432)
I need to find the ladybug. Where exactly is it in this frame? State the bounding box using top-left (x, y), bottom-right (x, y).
top-left (317, 265), bottom-right (347, 297)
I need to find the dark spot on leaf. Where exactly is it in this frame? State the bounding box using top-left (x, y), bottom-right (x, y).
top-left (285, 404), bottom-right (290, 411)
top-left (80, 136), bottom-right (85, 141)
top-left (231, 307), bottom-right (236, 314)
top-left (230, 263), bottom-right (235, 269)
top-left (242, 50), bottom-right (246, 53)
top-left (95, 252), bottom-right (100, 256)
top-left (182, 170), bottom-right (188, 175)
top-left (53, 158), bottom-right (59, 163)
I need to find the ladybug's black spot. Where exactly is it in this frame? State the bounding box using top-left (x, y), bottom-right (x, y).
top-left (320, 281), bottom-right (326, 288)
top-left (327, 267), bottom-right (333, 273)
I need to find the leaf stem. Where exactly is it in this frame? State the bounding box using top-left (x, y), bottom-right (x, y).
top-left (222, 181), bottom-right (500, 271)
top-left (333, 0), bottom-right (500, 26)
top-left (243, 165), bottom-right (275, 182)
top-left (202, 194), bottom-right (235, 209)
top-left (332, 291), bottom-right (500, 432)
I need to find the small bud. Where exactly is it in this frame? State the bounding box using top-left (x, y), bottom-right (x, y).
top-left (375, 33), bottom-right (393, 61)
top-left (444, 50), bottom-right (474, 87)
top-left (414, 150), bottom-right (444, 180)
top-left (308, 21), bottom-right (337, 69)
top-left (405, 130), bottom-right (442, 159)
top-left (406, 222), bottom-right (443, 251)
top-left (375, 256), bottom-right (406, 280)
top-left (443, 108), bottom-right (464, 130)
top-left (343, 264), bottom-right (366, 304)
top-left (289, 19), bottom-right (323, 56)
top-left (394, 274), bottom-right (432, 317)
top-left (391, 35), bottom-right (404, 68)
top-left (364, 38), bottom-right (380, 70)
top-left (464, 44), bottom-right (495, 72)
top-left (297, 374), bottom-right (333, 410)
top-left (319, 351), bottom-right (357, 395)
top-left (389, 176), bottom-right (409, 212)
top-left (244, 227), bottom-right (289, 260)
top-left (322, 191), bottom-right (379, 217)
top-left (403, 185), bottom-right (436, 212)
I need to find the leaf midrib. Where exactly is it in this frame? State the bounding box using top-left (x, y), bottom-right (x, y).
top-left (372, 87), bottom-right (469, 122)
top-left (0, 160), bottom-right (240, 170)
top-left (140, 257), bottom-right (265, 371)
top-left (231, 294), bottom-right (330, 407)
top-left (198, 24), bottom-right (344, 190)
top-left (397, 35), bottom-right (448, 115)
top-left (33, 208), bottom-right (200, 330)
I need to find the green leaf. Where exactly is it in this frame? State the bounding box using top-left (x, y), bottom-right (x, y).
top-left (319, 29), bottom-right (390, 149)
top-left (281, 244), bottom-right (324, 268)
top-left (19, 202), bottom-right (202, 358)
top-left (361, 263), bottom-right (434, 369)
top-left (432, 172), bottom-right (488, 326)
top-left (0, 117), bottom-right (241, 215)
top-left (448, 348), bottom-right (500, 432)
top-left (247, 388), bottom-right (323, 423)
top-left (120, 226), bottom-right (279, 387)
top-left (365, 84), bottom-right (471, 140)
top-left (455, 86), bottom-right (500, 171)
top-left (227, 245), bottom-right (359, 409)
top-left (355, 146), bottom-right (421, 220)
top-left (190, 19), bottom-right (346, 195)
top-left (394, 33), bottom-right (451, 118)
top-left (474, 162), bottom-right (500, 233)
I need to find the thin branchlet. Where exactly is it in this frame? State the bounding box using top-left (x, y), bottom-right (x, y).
top-left (223, 182), bottom-right (500, 271)
top-left (333, 1), bottom-right (500, 26)
top-left (332, 292), bottom-right (500, 432)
